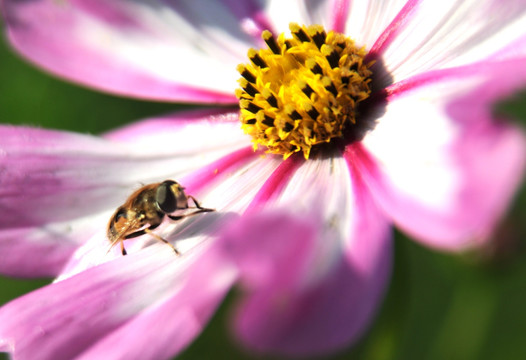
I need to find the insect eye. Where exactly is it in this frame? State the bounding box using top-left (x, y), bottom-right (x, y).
top-left (156, 181), bottom-right (177, 213)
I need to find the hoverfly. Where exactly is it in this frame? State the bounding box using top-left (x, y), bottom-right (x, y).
top-left (107, 180), bottom-right (213, 255)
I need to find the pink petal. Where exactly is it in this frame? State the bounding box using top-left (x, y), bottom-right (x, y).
top-left (102, 108), bottom-right (249, 154)
top-left (330, 0), bottom-right (351, 33)
top-left (246, 155), bottom-right (302, 210)
top-left (493, 35), bottom-right (526, 60)
top-left (0, 245), bottom-right (236, 360)
top-left (374, 1), bottom-right (526, 83)
top-left (0, 126), bottom-right (135, 277)
top-left (355, 60), bottom-right (526, 251)
top-left (219, 211), bottom-right (317, 293)
top-left (0, 224), bottom-right (95, 278)
top-left (0, 110), bottom-right (250, 277)
top-left (223, 155), bottom-right (392, 355)
top-left (344, 0), bottom-right (413, 50)
top-left (2, 0), bottom-right (257, 103)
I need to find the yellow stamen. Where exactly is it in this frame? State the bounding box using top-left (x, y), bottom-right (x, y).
top-left (236, 23), bottom-right (373, 159)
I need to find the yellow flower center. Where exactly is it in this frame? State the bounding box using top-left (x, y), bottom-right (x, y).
top-left (236, 23), bottom-right (373, 159)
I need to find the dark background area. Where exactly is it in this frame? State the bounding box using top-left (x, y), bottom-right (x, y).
top-left (1, 28), bottom-right (526, 360)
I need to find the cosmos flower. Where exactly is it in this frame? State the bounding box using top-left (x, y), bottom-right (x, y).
top-left (1, 0), bottom-right (526, 359)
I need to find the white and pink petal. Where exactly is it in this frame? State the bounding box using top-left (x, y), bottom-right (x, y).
top-left (0, 109), bottom-right (251, 277)
top-left (344, 0), bottom-right (410, 50)
top-left (356, 60), bottom-right (526, 251)
top-left (221, 154), bottom-right (392, 355)
top-left (0, 244), bottom-right (236, 360)
top-left (57, 150), bottom-right (282, 280)
top-left (0, 125), bottom-right (140, 277)
top-left (371, 0), bottom-right (526, 84)
top-left (2, 0), bottom-right (260, 102)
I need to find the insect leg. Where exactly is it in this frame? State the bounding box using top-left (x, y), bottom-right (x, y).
top-left (120, 240), bottom-right (128, 256)
top-left (188, 195), bottom-right (215, 212)
top-left (167, 195), bottom-right (213, 221)
top-left (106, 237), bottom-right (129, 256)
top-left (167, 207), bottom-right (213, 222)
top-left (143, 228), bottom-right (180, 255)
top-left (122, 227), bottom-right (180, 255)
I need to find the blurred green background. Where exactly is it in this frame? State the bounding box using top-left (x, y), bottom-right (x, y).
top-left (1, 26), bottom-right (526, 360)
